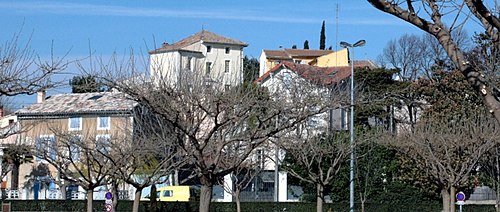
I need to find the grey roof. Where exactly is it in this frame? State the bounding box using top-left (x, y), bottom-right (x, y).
top-left (16, 92), bottom-right (138, 117)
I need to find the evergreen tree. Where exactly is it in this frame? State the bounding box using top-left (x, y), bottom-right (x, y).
top-left (320, 20), bottom-right (326, 50)
top-left (69, 75), bottom-right (107, 93)
top-left (291, 44), bottom-right (297, 49)
top-left (303, 40), bottom-right (310, 49)
top-left (243, 56), bottom-right (259, 83)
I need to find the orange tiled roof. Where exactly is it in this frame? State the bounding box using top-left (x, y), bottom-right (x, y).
top-left (150, 30), bottom-right (248, 54)
top-left (255, 61), bottom-right (354, 86)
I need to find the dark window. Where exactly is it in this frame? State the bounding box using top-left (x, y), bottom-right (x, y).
top-left (225, 47), bottom-right (230, 54)
top-left (206, 46), bottom-right (212, 53)
top-left (224, 60), bottom-right (230, 73)
top-left (206, 62), bottom-right (212, 75)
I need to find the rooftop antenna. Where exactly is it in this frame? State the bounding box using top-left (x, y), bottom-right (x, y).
top-left (336, 3), bottom-right (339, 52)
top-left (335, 3), bottom-right (339, 67)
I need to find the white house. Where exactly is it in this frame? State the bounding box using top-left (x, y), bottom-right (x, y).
top-left (149, 30), bottom-right (248, 88)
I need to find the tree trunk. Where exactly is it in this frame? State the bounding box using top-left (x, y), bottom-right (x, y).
top-left (316, 183), bottom-right (324, 212)
top-left (60, 184), bottom-right (67, 200)
top-left (360, 192), bottom-right (366, 212)
top-left (112, 182), bottom-right (119, 212)
top-left (86, 190), bottom-right (93, 212)
top-left (199, 184), bottom-right (213, 212)
top-left (132, 188), bottom-right (142, 212)
top-left (235, 190), bottom-right (241, 212)
top-left (441, 188), bottom-right (450, 212)
top-left (150, 184), bottom-right (157, 212)
top-left (450, 187), bottom-right (456, 212)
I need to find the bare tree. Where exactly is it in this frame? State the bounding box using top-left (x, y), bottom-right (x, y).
top-left (219, 160), bottom-right (262, 212)
top-left (23, 121), bottom-right (121, 212)
top-left (367, 0), bottom-right (500, 123)
top-left (106, 106), bottom-right (187, 212)
top-left (379, 34), bottom-right (426, 81)
top-left (281, 131), bottom-right (350, 212)
top-left (96, 52), bottom-right (348, 212)
top-left (0, 32), bottom-right (66, 98)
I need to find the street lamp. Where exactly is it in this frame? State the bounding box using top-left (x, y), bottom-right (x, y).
top-left (340, 39), bottom-right (365, 212)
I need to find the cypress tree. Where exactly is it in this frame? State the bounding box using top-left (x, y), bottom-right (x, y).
top-left (320, 20), bottom-right (326, 50)
top-left (304, 40), bottom-right (310, 49)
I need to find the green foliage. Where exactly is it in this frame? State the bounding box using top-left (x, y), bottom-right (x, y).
top-left (413, 70), bottom-right (482, 119)
top-left (320, 20), bottom-right (326, 50)
top-left (243, 56), bottom-right (259, 83)
top-left (7, 200), bottom-right (476, 212)
top-left (355, 67), bottom-right (409, 128)
top-left (69, 75), bottom-right (108, 93)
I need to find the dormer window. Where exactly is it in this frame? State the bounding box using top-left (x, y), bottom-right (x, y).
top-left (206, 45), bottom-right (212, 53)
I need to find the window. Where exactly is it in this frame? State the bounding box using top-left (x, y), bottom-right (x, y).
top-left (307, 116), bottom-right (319, 128)
top-left (224, 60), bottom-right (230, 73)
top-left (283, 72), bottom-right (291, 88)
top-left (225, 84), bottom-right (231, 91)
top-left (206, 62), bottom-right (212, 75)
top-left (68, 117), bottom-right (82, 131)
top-left (162, 190), bottom-right (173, 197)
top-left (225, 47), bottom-right (230, 54)
top-left (69, 135), bottom-right (81, 161)
top-left (35, 135), bottom-right (56, 161)
top-left (186, 57), bottom-right (192, 71)
top-left (206, 45), bottom-right (212, 53)
top-left (97, 116), bottom-right (110, 130)
top-left (96, 134), bottom-right (111, 154)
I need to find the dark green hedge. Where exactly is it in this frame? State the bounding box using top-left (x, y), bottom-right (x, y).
top-left (1, 200), bottom-right (496, 212)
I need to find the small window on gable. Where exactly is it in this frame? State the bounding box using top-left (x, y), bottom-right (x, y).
top-left (69, 117), bottom-right (82, 131)
top-left (97, 116), bottom-right (110, 130)
top-left (206, 45), bottom-right (212, 53)
top-left (225, 47), bottom-right (230, 54)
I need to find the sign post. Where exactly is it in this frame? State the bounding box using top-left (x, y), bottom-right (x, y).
top-left (104, 191), bottom-right (113, 212)
top-left (456, 191), bottom-right (465, 212)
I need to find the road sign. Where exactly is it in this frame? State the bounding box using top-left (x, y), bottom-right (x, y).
top-left (456, 191), bottom-right (465, 202)
top-left (104, 203), bottom-right (113, 212)
top-left (105, 191), bottom-right (113, 200)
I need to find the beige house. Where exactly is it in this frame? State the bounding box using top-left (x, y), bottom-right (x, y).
top-left (13, 91), bottom-right (137, 200)
top-left (259, 49), bottom-right (334, 77)
top-left (149, 30), bottom-right (248, 88)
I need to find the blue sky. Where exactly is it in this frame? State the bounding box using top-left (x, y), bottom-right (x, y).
top-left (0, 0), bottom-right (484, 109)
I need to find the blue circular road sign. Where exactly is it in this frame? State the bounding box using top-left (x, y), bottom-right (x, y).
top-left (456, 192), bottom-right (465, 202)
top-left (105, 191), bottom-right (113, 200)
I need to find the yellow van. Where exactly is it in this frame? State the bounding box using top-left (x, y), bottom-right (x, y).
top-left (142, 186), bottom-right (198, 202)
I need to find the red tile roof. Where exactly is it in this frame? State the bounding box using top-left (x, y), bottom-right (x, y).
top-left (150, 30), bottom-right (248, 54)
top-left (255, 61), bottom-right (354, 86)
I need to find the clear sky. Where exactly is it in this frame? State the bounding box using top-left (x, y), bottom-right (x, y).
top-left (0, 0), bottom-right (485, 109)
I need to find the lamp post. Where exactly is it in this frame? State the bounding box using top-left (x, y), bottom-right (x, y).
top-left (340, 39), bottom-right (365, 212)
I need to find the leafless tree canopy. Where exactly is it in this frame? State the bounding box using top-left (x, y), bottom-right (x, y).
top-left (383, 109), bottom-right (500, 212)
top-left (0, 32), bottom-right (66, 97)
top-left (367, 0), bottom-right (500, 122)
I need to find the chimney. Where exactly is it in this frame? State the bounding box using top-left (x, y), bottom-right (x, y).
top-left (37, 91), bottom-right (46, 103)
